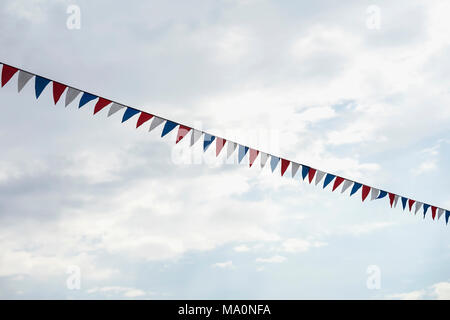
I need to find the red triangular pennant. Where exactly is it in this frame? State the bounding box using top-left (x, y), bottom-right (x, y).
top-left (52, 82), bottom-right (67, 104)
top-left (93, 98), bottom-right (112, 115)
top-left (362, 185), bottom-right (371, 202)
top-left (249, 149), bottom-right (259, 167)
top-left (281, 159), bottom-right (290, 176)
top-left (176, 125), bottom-right (191, 144)
top-left (1, 65), bottom-right (18, 87)
top-left (332, 176), bottom-right (344, 191)
top-left (431, 206), bottom-right (437, 220)
top-left (308, 168), bottom-right (316, 183)
top-left (388, 193), bottom-right (396, 207)
top-left (408, 199), bottom-right (415, 211)
top-left (215, 138), bottom-right (226, 156)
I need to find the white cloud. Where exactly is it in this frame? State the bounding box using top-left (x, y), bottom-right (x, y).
top-left (255, 255), bottom-right (286, 263)
top-left (212, 261), bottom-right (234, 269)
top-left (387, 281), bottom-right (450, 300)
top-left (234, 245), bottom-right (251, 252)
top-left (280, 238), bottom-right (327, 253)
top-left (87, 286), bottom-right (148, 298)
top-left (387, 290), bottom-right (426, 300)
top-left (431, 282), bottom-right (450, 299)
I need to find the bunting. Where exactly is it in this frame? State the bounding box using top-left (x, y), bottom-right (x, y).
top-left (190, 129), bottom-right (202, 147)
top-left (1, 62), bottom-right (448, 226)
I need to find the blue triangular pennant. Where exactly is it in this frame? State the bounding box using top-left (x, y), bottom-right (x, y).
top-left (161, 120), bottom-right (178, 137)
top-left (301, 165), bottom-right (310, 180)
top-left (79, 92), bottom-right (97, 108)
top-left (377, 190), bottom-right (387, 199)
top-left (121, 107), bottom-right (140, 122)
top-left (238, 145), bottom-right (249, 163)
top-left (401, 197), bottom-right (408, 210)
top-left (203, 133), bottom-right (215, 151)
top-left (323, 174), bottom-right (335, 189)
top-left (423, 204), bottom-right (430, 218)
top-left (270, 156), bottom-right (280, 172)
top-left (446, 211), bottom-right (450, 225)
top-left (35, 76), bottom-right (51, 99)
top-left (350, 182), bottom-right (362, 196)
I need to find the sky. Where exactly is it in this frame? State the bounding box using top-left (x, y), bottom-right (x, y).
top-left (0, 0), bottom-right (449, 299)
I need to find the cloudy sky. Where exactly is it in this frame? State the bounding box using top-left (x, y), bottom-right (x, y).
top-left (0, 0), bottom-right (449, 299)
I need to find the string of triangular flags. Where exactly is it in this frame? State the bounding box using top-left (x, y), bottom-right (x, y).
top-left (1, 62), bottom-right (449, 225)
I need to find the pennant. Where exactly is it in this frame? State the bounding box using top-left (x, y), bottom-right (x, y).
top-left (350, 182), bottom-right (362, 196)
top-left (308, 168), bottom-right (316, 183)
top-left (370, 188), bottom-right (379, 200)
top-left (136, 112), bottom-right (153, 128)
top-left (17, 70), bottom-right (33, 92)
top-left (270, 156), bottom-right (280, 173)
top-left (341, 180), bottom-right (353, 193)
top-left (301, 165), bottom-right (309, 180)
top-left (226, 141), bottom-right (237, 158)
top-left (176, 125), bottom-right (191, 144)
top-left (238, 145), bottom-right (249, 163)
top-left (388, 193), bottom-right (396, 207)
top-left (332, 176), bottom-right (344, 191)
top-left (216, 138), bottom-right (226, 157)
top-left (446, 211), bottom-right (450, 225)
top-left (122, 107), bottom-right (140, 123)
top-left (65, 87), bottom-right (81, 107)
top-left (377, 190), bottom-right (387, 199)
top-left (249, 148), bottom-right (259, 167)
top-left (408, 199), bottom-right (415, 212)
top-left (401, 197), bottom-right (408, 210)
top-left (423, 204), bottom-right (430, 218)
top-left (52, 82), bottom-right (67, 104)
top-left (414, 202), bottom-right (423, 215)
top-left (108, 103), bottom-right (125, 117)
top-left (291, 163), bottom-right (300, 178)
top-left (393, 195), bottom-right (399, 208)
top-left (431, 206), bottom-right (437, 220)
top-left (190, 129), bottom-right (202, 146)
top-left (315, 170), bottom-right (325, 185)
top-left (438, 208), bottom-right (444, 220)
top-left (203, 133), bottom-right (215, 151)
top-left (1, 64), bottom-right (18, 87)
top-left (281, 159), bottom-right (290, 176)
top-left (260, 152), bottom-right (269, 168)
top-left (79, 92), bottom-right (97, 108)
top-left (324, 174), bottom-right (336, 189)
top-left (161, 120), bottom-right (178, 137)
top-left (94, 98), bottom-right (112, 115)
top-left (35, 76), bottom-right (51, 98)
top-left (362, 185), bottom-right (371, 202)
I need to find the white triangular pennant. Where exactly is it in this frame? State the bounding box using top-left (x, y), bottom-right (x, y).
top-left (315, 170), bottom-right (325, 185)
top-left (260, 152), bottom-right (269, 168)
top-left (292, 163), bottom-right (300, 178)
top-left (370, 188), bottom-right (380, 200)
top-left (226, 142), bottom-right (237, 158)
top-left (107, 103), bottom-right (125, 117)
top-left (149, 117), bottom-right (165, 132)
top-left (415, 202), bottom-right (423, 214)
top-left (190, 129), bottom-right (202, 146)
top-left (65, 87), bottom-right (81, 107)
top-left (341, 180), bottom-right (353, 193)
top-left (437, 208), bottom-right (444, 220)
top-left (17, 70), bottom-right (34, 92)
top-left (393, 195), bottom-right (399, 208)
